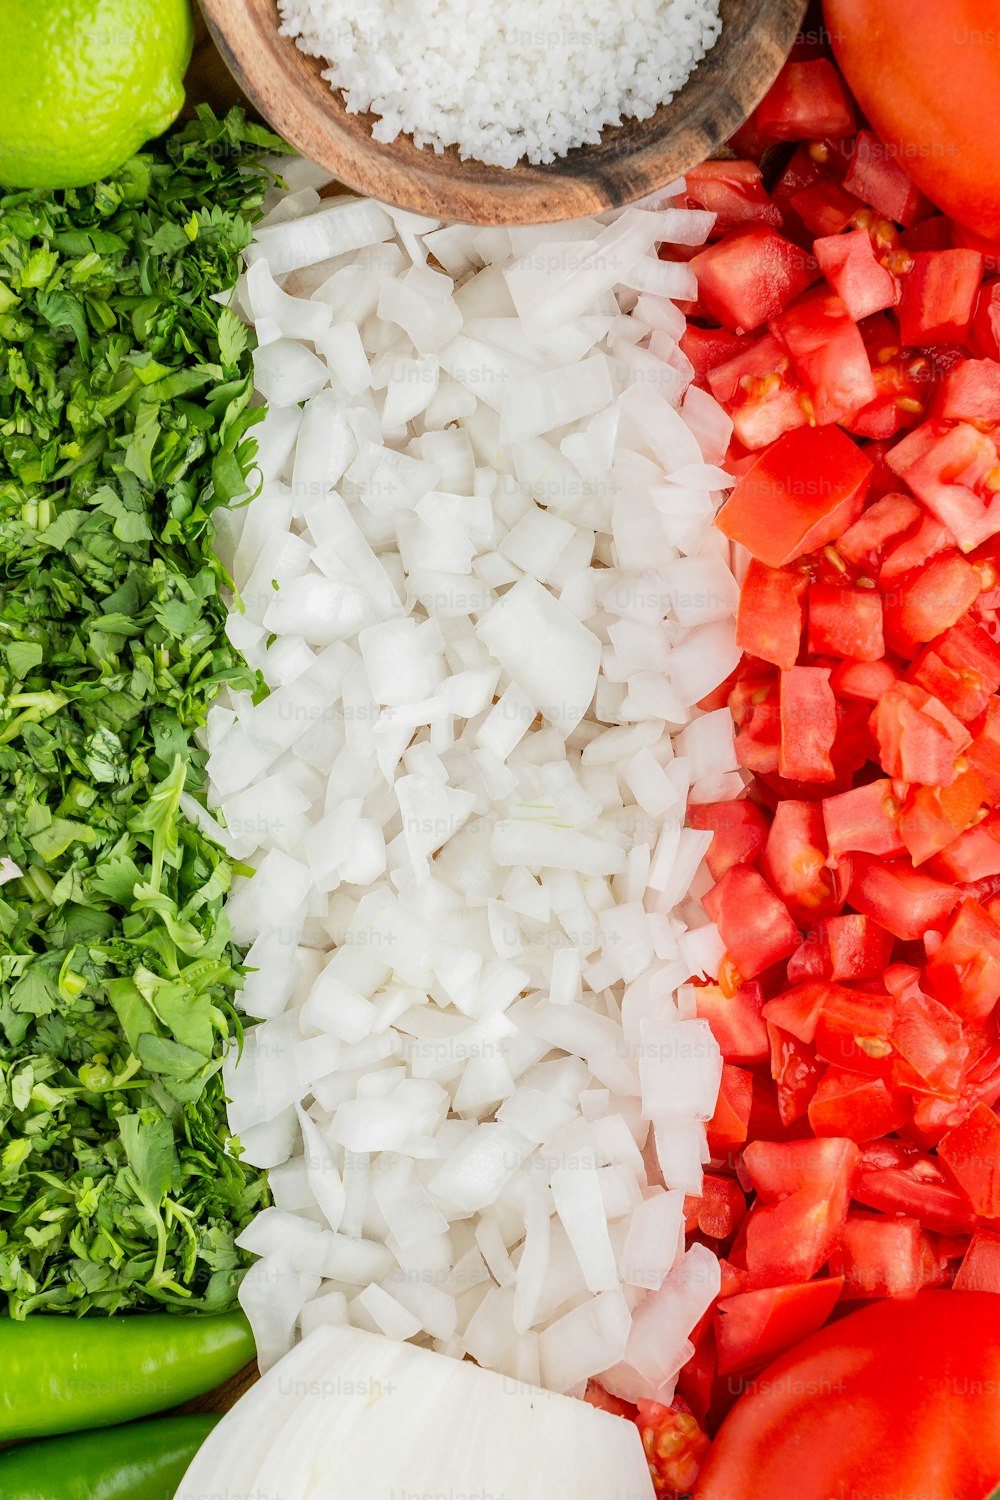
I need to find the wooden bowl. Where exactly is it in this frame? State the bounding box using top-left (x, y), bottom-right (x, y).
top-left (198, 0), bottom-right (808, 225)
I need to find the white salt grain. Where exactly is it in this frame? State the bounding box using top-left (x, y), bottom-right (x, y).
top-left (277, 0), bottom-right (723, 169)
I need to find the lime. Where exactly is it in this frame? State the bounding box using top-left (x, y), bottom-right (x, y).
top-left (0, 0), bottom-right (194, 189)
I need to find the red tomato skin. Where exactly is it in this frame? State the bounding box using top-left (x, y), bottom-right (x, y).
top-left (898, 250), bottom-right (984, 346)
top-left (702, 865), bottom-right (801, 980)
top-left (808, 1068), bottom-right (909, 1142)
top-left (693, 1292), bottom-right (1000, 1499)
top-left (925, 897), bottom-right (1000, 1023)
top-left (823, 779), bottom-right (905, 861)
top-left (706, 1065), bottom-right (755, 1158)
top-left (779, 667), bottom-right (838, 783)
top-left (690, 225), bottom-right (817, 334)
top-left (838, 492), bottom-right (921, 567)
top-left (789, 180), bottom-right (860, 239)
top-left (707, 331), bottom-right (808, 451)
top-left (830, 1212), bottom-right (926, 1299)
top-left (814, 230), bottom-right (900, 321)
top-left (847, 855), bottom-right (959, 942)
top-left (736, 560), bottom-right (806, 670)
top-left (716, 426), bottom-right (873, 568)
top-left (695, 981), bottom-right (770, 1066)
top-left (743, 1138), bottom-right (858, 1283)
top-left (854, 1156), bottom-right (977, 1236)
top-left (938, 1104), bottom-right (1000, 1218)
top-left (933, 357), bottom-right (1000, 423)
top-left (807, 582), bottom-right (885, 661)
top-left (714, 1278), bottom-right (844, 1378)
top-left (688, 800), bottom-right (771, 882)
top-left (842, 129), bottom-right (933, 228)
top-left (684, 160), bottom-right (783, 235)
top-left (754, 58), bottom-right (855, 143)
top-left (954, 1228), bottom-right (1000, 1292)
top-left (771, 288), bottom-right (877, 426)
top-left (759, 800), bottom-right (848, 925)
top-left (887, 420), bottom-right (1000, 552)
top-left (679, 323), bottom-right (745, 386)
top-left (870, 680), bottom-right (971, 786)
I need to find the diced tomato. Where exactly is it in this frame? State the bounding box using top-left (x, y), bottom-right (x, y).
top-left (684, 160), bottom-right (783, 234)
top-left (953, 1228), bottom-right (1000, 1292)
top-left (887, 966), bottom-right (969, 1097)
top-left (879, 512), bottom-right (957, 584)
top-left (830, 1213), bottom-right (926, 1299)
top-left (789, 180), bottom-right (862, 238)
top-left (689, 800), bottom-right (771, 882)
top-left (714, 1278), bottom-right (844, 1377)
top-left (870, 680), bottom-right (971, 785)
top-left (695, 980), bottom-right (770, 1066)
top-left (689, 1171), bottom-right (749, 1240)
top-left (814, 984), bottom-right (898, 1078)
top-left (679, 324), bottom-right (746, 386)
top-left (731, 675), bottom-right (781, 775)
top-left (882, 552), bottom-right (983, 656)
top-left (707, 331), bottom-right (809, 450)
top-left (911, 1037), bottom-right (1000, 1145)
top-left (898, 250), bottom-right (985, 346)
top-left (830, 658), bottom-right (901, 703)
top-left (707, 1065), bottom-right (755, 1158)
top-left (930, 808), bottom-right (1000, 883)
top-left (807, 581), bottom-right (885, 660)
top-left (771, 141), bottom-right (840, 218)
top-left (716, 426), bottom-right (873, 567)
top-left (823, 779), bottom-right (905, 860)
top-left (933, 358), bottom-right (1000, 424)
top-left (938, 1104), bottom-right (1000, 1218)
top-left (736, 560), bottom-right (807, 670)
top-left (935, 617), bottom-right (1000, 699)
top-left (897, 771), bottom-right (987, 865)
top-left (853, 1149), bottom-right (978, 1235)
top-left (838, 492), bottom-right (922, 567)
top-left (742, 1136), bottom-right (857, 1200)
top-left (771, 288), bottom-right (877, 426)
top-left (814, 230), bottom-right (901, 321)
top-left (970, 279), bottom-right (1000, 361)
top-left (779, 667), bottom-right (838, 782)
top-left (887, 421), bottom-right (1000, 554)
top-left (843, 130), bottom-right (933, 228)
top-left (759, 800), bottom-right (848, 925)
top-left (848, 855), bottom-right (960, 942)
top-left (909, 647), bottom-right (994, 723)
top-left (744, 1137), bottom-right (859, 1283)
top-left (635, 1400), bottom-right (711, 1499)
top-left (969, 700), bottom-right (1000, 799)
top-left (768, 1024), bottom-right (824, 1126)
top-left (690, 225), bottom-right (817, 334)
top-left (754, 58), bottom-right (856, 143)
top-left (762, 981), bottom-right (832, 1046)
top-left (823, 914), bottom-right (895, 981)
top-left (808, 1068), bottom-right (909, 1142)
top-left (847, 321), bottom-right (933, 442)
top-left (703, 865), bottom-right (801, 981)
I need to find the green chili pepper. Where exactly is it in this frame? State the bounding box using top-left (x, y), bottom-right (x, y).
top-left (0, 1312), bottom-right (254, 1440)
top-left (0, 1414), bottom-right (218, 1500)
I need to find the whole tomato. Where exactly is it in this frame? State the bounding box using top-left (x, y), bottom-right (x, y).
top-left (824, 0), bottom-right (1000, 241)
top-left (694, 1291), bottom-right (1000, 1499)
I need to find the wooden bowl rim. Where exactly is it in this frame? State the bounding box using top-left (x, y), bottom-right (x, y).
top-left (199, 0), bottom-right (809, 225)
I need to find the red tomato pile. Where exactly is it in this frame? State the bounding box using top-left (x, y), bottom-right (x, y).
top-left (601, 24), bottom-right (1000, 1499)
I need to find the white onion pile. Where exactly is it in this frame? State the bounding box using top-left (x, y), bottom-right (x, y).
top-left (180, 1324), bottom-right (657, 1500)
top-left (207, 161), bottom-right (740, 1406)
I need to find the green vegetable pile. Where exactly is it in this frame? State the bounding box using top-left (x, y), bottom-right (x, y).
top-left (0, 109), bottom-right (289, 1316)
